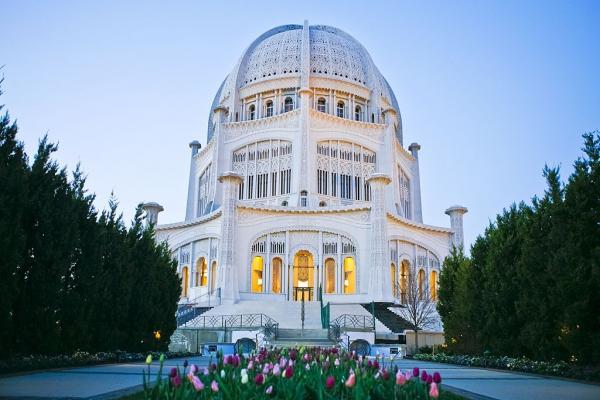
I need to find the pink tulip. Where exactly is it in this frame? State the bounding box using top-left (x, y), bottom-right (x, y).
top-left (325, 375), bottom-right (335, 389)
top-left (190, 375), bottom-right (204, 391)
top-left (265, 385), bottom-right (273, 395)
top-left (262, 364), bottom-right (270, 374)
top-left (279, 357), bottom-right (287, 368)
top-left (396, 371), bottom-right (406, 385)
top-left (345, 373), bottom-right (356, 388)
top-left (247, 360), bottom-right (254, 370)
top-left (404, 371), bottom-right (412, 381)
top-left (429, 382), bottom-right (439, 398)
top-left (273, 364), bottom-right (281, 376)
top-left (211, 380), bottom-right (219, 392)
top-left (190, 364), bottom-right (198, 375)
top-left (170, 374), bottom-right (181, 387)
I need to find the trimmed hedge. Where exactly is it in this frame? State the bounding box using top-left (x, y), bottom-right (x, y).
top-left (413, 353), bottom-right (600, 382)
top-left (0, 350), bottom-right (194, 375)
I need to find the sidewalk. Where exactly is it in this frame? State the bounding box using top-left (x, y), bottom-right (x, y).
top-left (393, 359), bottom-right (600, 400)
top-left (0, 356), bottom-right (205, 399)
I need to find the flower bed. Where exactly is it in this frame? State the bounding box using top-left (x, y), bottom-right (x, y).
top-left (143, 347), bottom-right (456, 399)
top-left (0, 350), bottom-right (194, 375)
top-left (413, 353), bottom-right (600, 382)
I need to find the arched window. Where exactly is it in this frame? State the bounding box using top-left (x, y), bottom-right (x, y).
top-left (343, 257), bottom-right (356, 294)
top-left (429, 270), bottom-right (438, 301)
top-left (317, 97), bottom-right (327, 113)
top-left (398, 167), bottom-right (411, 219)
top-left (284, 97), bottom-right (293, 112)
top-left (325, 258), bottom-right (336, 294)
top-left (300, 190), bottom-right (308, 207)
top-left (355, 105), bottom-right (362, 121)
top-left (371, 113), bottom-right (375, 123)
top-left (400, 261), bottom-right (409, 304)
top-left (210, 261), bottom-right (217, 291)
top-left (272, 257), bottom-right (282, 293)
top-left (281, 200), bottom-right (288, 206)
top-left (390, 263), bottom-right (396, 297)
top-left (337, 101), bottom-right (345, 118)
top-left (249, 104), bottom-right (256, 120)
top-left (266, 100), bottom-right (274, 117)
top-left (418, 269), bottom-right (425, 300)
top-left (181, 266), bottom-right (189, 298)
top-left (251, 256), bottom-right (264, 293)
top-left (196, 257), bottom-right (208, 286)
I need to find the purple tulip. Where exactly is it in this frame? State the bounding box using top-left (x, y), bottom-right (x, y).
top-left (413, 367), bottom-right (420, 377)
top-left (433, 371), bottom-right (442, 384)
top-left (284, 366), bottom-right (294, 378)
top-left (169, 367), bottom-right (178, 378)
top-left (421, 370), bottom-right (428, 382)
top-left (255, 373), bottom-right (265, 385)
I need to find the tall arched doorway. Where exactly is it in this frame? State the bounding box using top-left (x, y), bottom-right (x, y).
top-left (210, 261), bottom-right (217, 291)
top-left (181, 266), bottom-right (189, 298)
top-left (293, 250), bottom-right (314, 301)
top-left (324, 258), bottom-right (336, 294)
top-left (272, 257), bottom-right (282, 294)
top-left (343, 257), bottom-right (356, 294)
top-left (251, 256), bottom-right (264, 293)
top-left (400, 260), bottom-right (409, 304)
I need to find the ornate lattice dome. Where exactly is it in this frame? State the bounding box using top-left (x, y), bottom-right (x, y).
top-left (207, 23), bottom-right (402, 142)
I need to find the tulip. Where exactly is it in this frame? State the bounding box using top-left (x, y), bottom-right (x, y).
top-left (145, 355), bottom-right (152, 365)
top-left (190, 364), bottom-right (198, 375)
top-left (183, 359), bottom-right (189, 369)
top-left (426, 375), bottom-right (433, 384)
top-left (413, 367), bottom-right (419, 377)
top-left (290, 350), bottom-right (297, 361)
top-left (373, 360), bottom-right (379, 370)
top-left (248, 360), bottom-right (254, 370)
top-left (367, 360), bottom-right (373, 368)
top-left (374, 372), bottom-right (380, 380)
top-left (334, 358), bottom-right (340, 367)
top-left (429, 382), bottom-right (439, 398)
top-left (331, 348), bottom-right (338, 354)
top-left (284, 366), bottom-right (294, 378)
top-left (170, 368), bottom-right (178, 378)
top-left (382, 369), bottom-right (390, 380)
top-left (159, 354), bottom-right (165, 363)
top-left (325, 375), bottom-right (335, 389)
top-left (266, 385), bottom-right (273, 395)
top-left (421, 370), bottom-right (428, 382)
top-left (255, 373), bottom-right (265, 385)
top-left (241, 368), bottom-right (248, 376)
top-left (224, 355), bottom-right (231, 365)
top-left (405, 371), bottom-right (412, 381)
top-left (433, 371), bottom-right (442, 384)
top-left (262, 365), bottom-right (270, 374)
top-left (273, 364), bottom-right (281, 376)
top-left (203, 368), bottom-right (210, 376)
top-left (191, 375), bottom-right (204, 391)
top-left (396, 371), bottom-right (406, 385)
top-left (345, 373), bottom-right (356, 388)
top-left (170, 374), bottom-right (182, 387)
top-left (220, 370), bottom-right (226, 379)
top-left (241, 374), bottom-right (248, 384)
top-left (211, 380), bottom-right (219, 392)
top-left (305, 363), bottom-right (310, 371)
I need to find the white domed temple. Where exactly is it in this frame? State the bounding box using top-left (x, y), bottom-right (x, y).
top-left (145, 22), bottom-right (467, 353)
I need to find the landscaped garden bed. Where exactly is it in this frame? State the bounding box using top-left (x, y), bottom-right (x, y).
top-left (413, 353), bottom-right (600, 382)
top-left (0, 350), bottom-right (194, 375)
top-left (142, 347), bottom-right (458, 399)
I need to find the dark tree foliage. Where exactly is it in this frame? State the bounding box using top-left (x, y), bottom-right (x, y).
top-left (0, 93), bottom-right (181, 356)
top-left (438, 132), bottom-right (600, 364)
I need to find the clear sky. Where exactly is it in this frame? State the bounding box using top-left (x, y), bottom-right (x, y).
top-left (2, 0), bottom-right (599, 249)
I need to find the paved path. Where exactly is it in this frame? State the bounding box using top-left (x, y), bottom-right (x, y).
top-left (0, 357), bottom-right (207, 399)
top-left (0, 357), bottom-right (598, 399)
top-left (392, 359), bottom-right (600, 400)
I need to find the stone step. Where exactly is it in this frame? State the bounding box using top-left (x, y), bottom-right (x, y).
top-left (271, 339), bottom-right (336, 348)
top-left (277, 328), bottom-right (329, 339)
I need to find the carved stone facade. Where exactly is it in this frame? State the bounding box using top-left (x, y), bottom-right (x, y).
top-left (150, 21), bottom-right (467, 307)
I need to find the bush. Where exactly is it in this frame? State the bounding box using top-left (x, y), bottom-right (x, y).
top-left (0, 350), bottom-right (194, 375)
top-left (413, 353), bottom-right (600, 382)
top-left (143, 346), bottom-right (454, 399)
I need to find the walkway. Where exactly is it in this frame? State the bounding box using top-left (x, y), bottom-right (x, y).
top-left (393, 359), bottom-right (600, 400)
top-left (0, 357), bottom-right (598, 399)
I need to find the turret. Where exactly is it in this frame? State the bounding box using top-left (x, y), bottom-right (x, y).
top-left (445, 205), bottom-right (468, 249)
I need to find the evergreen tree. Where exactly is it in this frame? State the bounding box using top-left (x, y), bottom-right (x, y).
top-left (0, 86), bottom-right (28, 354)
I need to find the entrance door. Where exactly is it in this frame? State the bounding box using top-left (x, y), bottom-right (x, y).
top-left (293, 250), bottom-right (314, 301)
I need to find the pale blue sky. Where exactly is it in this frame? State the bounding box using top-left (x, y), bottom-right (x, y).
top-left (2, 0), bottom-right (599, 248)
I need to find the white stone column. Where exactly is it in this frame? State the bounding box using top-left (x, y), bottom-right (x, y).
top-left (184, 141), bottom-right (201, 220)
top-left (408, 143), bottom-right (424, 223)
top-left (142, 202), bottom-right (164, 227)
top-left (367, 173), bottom-right (393, 301)
top-left (217, 172), bottom-right (243, 304)
top-left (445, 205), bottom-right (468, 250)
